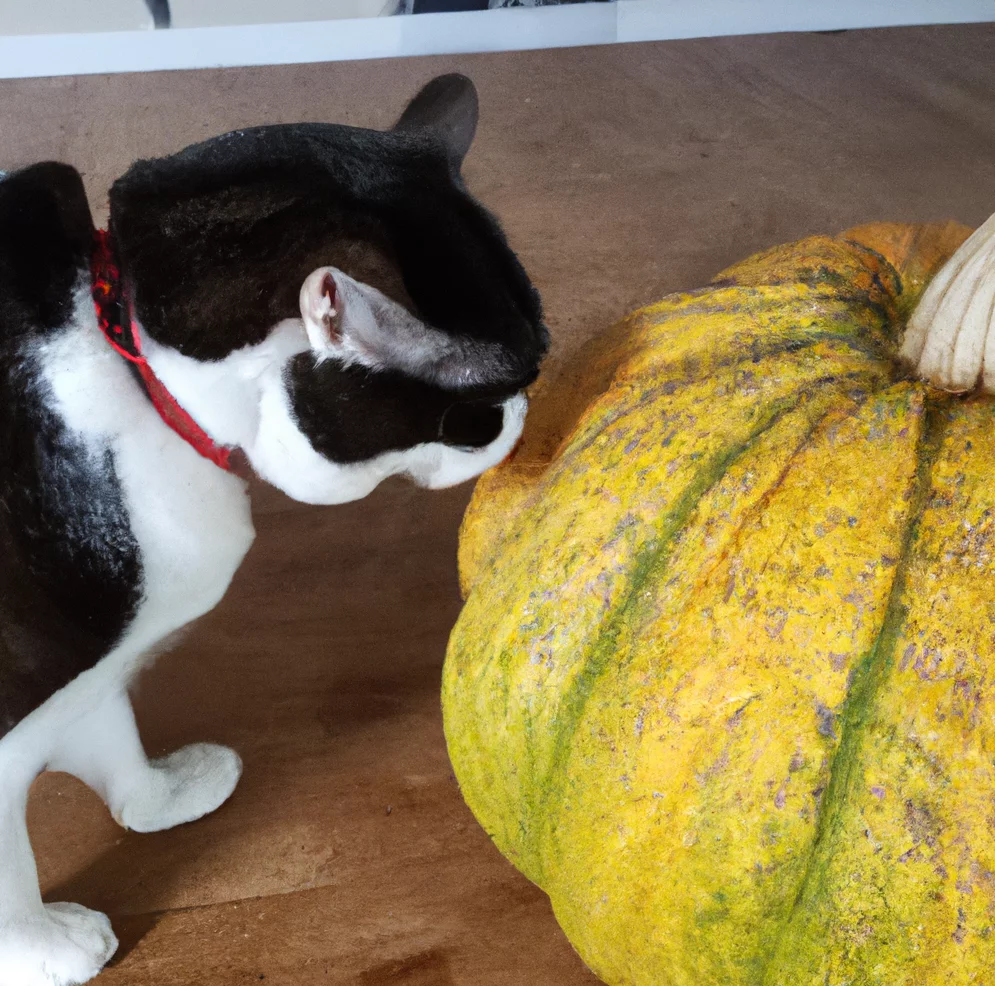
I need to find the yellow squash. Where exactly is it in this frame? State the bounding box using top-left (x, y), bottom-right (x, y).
top-left (443, 221), bottom-right (995, 986)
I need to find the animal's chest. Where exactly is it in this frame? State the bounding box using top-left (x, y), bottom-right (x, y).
top-left (35, 312), bottom-right (256, 645)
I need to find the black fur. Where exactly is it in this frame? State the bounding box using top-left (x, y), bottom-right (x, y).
top-left (287, 356), bottom-right (507, 463)
top-left (108, 74), bottom-right (546, 464)
top-left (394, 73), bottom-right (480, 167)
top-left (0, 74), bottom-right (545, 737)
top-left (0, 165), bottom-right (142, 736)
top-left (108, 116), bottom-right (546, 378)
top-left (0, 163), bottom-right (93, 333)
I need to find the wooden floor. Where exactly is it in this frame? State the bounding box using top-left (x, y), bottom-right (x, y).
top-left (2, 22), bottom-right (995, 985)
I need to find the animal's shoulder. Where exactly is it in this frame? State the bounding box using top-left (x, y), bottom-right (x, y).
top-left (0, 162), bottom-right (93, 339)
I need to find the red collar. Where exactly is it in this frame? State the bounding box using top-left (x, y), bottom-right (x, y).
top-left (91, 230), bottom-right (234, 473)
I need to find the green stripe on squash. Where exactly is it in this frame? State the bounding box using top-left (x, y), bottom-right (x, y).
top-left (444, 221), bottom-right (995, 985)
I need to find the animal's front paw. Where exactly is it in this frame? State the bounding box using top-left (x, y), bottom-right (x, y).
top-left (114, 742), bottom-right (242, 833)
top-left (0, 903), bottom-right (118, 986)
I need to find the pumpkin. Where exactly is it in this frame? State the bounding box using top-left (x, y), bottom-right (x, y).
top-left (442, 218), bottom-right (995, 986)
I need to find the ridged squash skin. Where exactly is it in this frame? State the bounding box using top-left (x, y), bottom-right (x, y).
top-left (442, 222), bottom-right (995, 986)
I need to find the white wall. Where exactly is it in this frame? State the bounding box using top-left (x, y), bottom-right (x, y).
top-left (0, 0), bottom-right (992, 79)
top-left (169, 0), bottom-right (401, 27)
top-left (0, 0), bottom-right (151, 35)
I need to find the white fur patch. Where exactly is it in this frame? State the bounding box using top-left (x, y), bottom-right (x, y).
top-left (0, 283), bottom-right (529, 985)
top-left (0, 903), bottom-right (117, 986)
top-left (47, 689), bottom-right (242, 833)
top-left (144, 314), bottom-right (528, 505)
top-left (0, 288), bottom-right (254, 986)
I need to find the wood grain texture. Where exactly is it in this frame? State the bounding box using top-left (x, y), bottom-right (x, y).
top-left (0, 21), bottom-right (993, 985)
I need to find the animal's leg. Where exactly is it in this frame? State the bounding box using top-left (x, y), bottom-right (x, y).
top-left (49, 688), bottom-right (241, 833)
top-left (0, 751), bottom-right (116, 986)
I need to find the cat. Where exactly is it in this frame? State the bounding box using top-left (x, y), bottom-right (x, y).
top-left (0, 73), bottom-right (546, 986)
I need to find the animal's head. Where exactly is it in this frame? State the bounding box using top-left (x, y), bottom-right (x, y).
top-left (109, 74), bottom-right (547, 503)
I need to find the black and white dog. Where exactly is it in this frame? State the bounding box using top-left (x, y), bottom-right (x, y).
top-left (0, 74), bottom-right (546, 986)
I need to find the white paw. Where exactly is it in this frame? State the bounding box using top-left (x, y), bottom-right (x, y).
top-left (0, 903), bottom-right (118, 986)
top-left (114, 742), bottom-right (242, 833)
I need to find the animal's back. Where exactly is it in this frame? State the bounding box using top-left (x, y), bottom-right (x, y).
top-left (0, 164), bottom-right (143, 735)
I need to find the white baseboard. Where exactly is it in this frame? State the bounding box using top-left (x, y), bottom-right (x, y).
top-left (0, 0), bottom-right (991, 80)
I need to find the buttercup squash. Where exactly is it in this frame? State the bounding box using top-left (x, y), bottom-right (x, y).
top-left (443, 220), bottom-right (995, 985)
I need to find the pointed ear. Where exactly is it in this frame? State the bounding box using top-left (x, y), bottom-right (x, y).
top-left (299, 267), bottom-right (344, 356)
top-left (300, 265), bottom-right (534, 391)
top-left (392, 74), bottom-right (479, 168)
